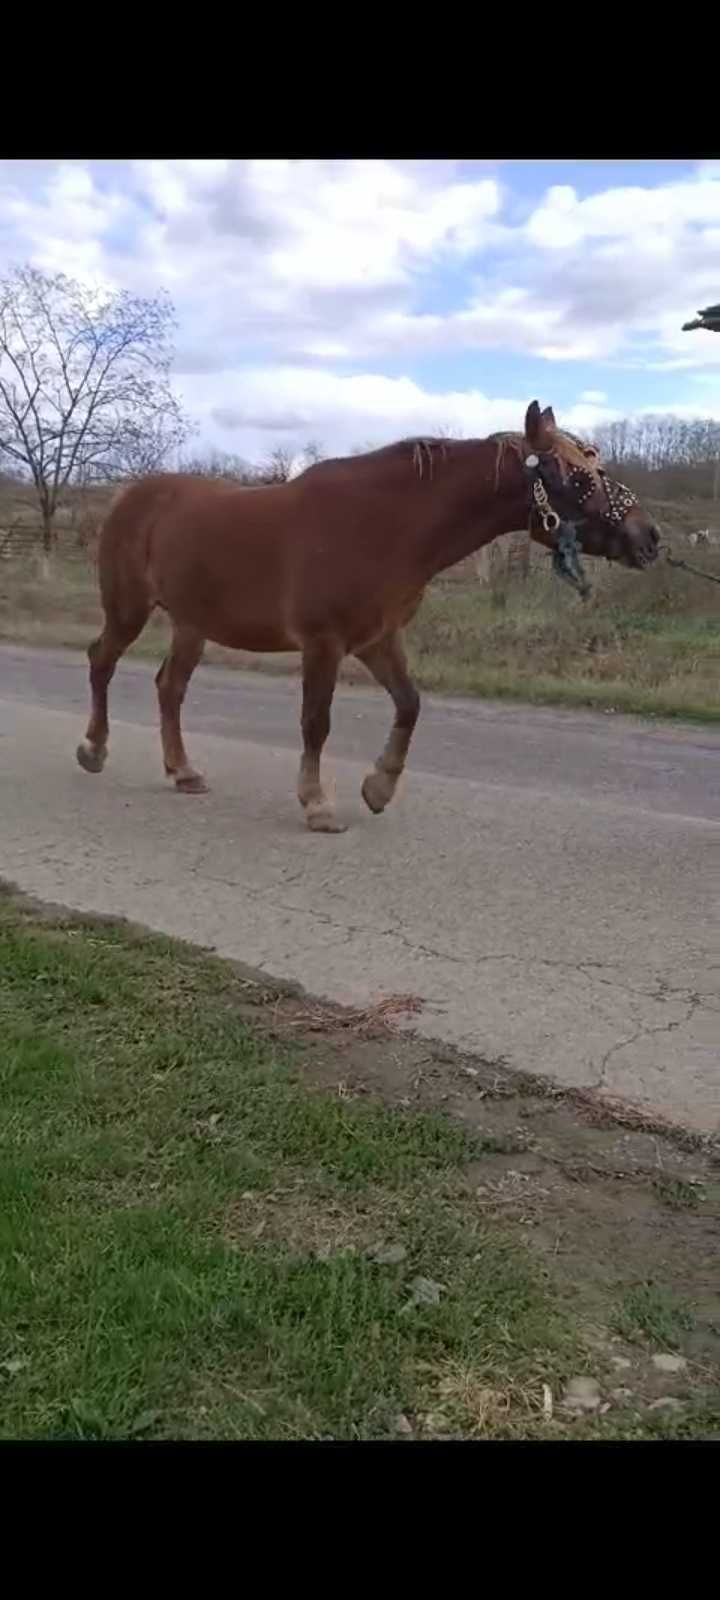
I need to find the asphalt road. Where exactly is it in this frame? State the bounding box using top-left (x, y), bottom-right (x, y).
top-left (1, 643), bottom-right (718, 1132)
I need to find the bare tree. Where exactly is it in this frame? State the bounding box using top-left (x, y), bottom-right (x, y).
top-left (262, 444), bottom-right (295, 483)
top-left (0, 264), bottom-right (191, 572)
top-left (593, 412), bottom-right (720, 501)
top-left (178, 448), bottom-right (254, 482)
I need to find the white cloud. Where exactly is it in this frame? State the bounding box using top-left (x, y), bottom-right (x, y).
top-left (2, 158), bottom-right (720, 459)
top-left (2, 161), bottom-right (718, 377)
top-left (525, 175), bottom-right (720, 249)
top-left (0, 161), bottom-right (130, 285)
top-left (0, 159), bottom-right (509, 375)
top-left (360, 291), bottom-right (618, 362)
top-left (175, 363), bottom-right (619, 460)
top-left (516, 173), bottom-right (720, 366)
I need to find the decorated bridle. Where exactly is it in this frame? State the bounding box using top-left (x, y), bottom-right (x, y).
top-left (523, 439), bottom-right (639, 597)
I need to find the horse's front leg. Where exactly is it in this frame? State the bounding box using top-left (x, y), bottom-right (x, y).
top-left (297, 638), bottom-right (346, 832)
top-left (355, 631), bottom-right (420, 813)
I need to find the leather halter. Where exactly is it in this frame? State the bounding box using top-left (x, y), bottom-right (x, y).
top-left (522, 447), bottom-right (639, 597)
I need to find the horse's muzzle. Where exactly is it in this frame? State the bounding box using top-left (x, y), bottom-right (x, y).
top-left (627, 522), bottom-right (660, 569)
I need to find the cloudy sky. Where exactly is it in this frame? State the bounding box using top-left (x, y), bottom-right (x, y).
top-left (2, 158), bottom-right (720, 466)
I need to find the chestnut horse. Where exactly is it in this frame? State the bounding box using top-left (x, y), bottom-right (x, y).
top-left (77, 402), bottom-right (660, 832)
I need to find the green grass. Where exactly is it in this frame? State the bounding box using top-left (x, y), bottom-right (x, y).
top-left (1, 892), bottom-right (718, 1440)
top-left (652, 1175), bottom-right (703, 1212)
top-left (0, 898), bottom-right (580, 1441)
top-left (614, 1285), bottom-right (696, 1350)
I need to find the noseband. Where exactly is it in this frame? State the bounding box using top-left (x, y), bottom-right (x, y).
top-left (523, 449), bottom-right (639, 597)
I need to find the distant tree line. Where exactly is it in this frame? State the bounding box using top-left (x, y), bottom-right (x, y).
top-left (177, 441), bottom-right (325, 485)
top-left (592, 415), bottom-right (720, 501)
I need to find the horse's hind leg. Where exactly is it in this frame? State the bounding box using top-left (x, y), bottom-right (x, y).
top-left (76, 607), bottom-right (150, 774)
top-left (355, 632), bottom-right (420, 814)
top-left (155, 623), bottom-right (207, 793)
top-left (298, 637), bottom-right (346, 832)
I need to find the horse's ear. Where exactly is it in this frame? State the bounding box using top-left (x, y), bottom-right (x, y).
top-left (525, 401), bottom-right (556, 451)
top-left (524, 401), bottom-right (542, 443)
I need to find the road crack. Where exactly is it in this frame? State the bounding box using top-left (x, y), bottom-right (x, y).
top-left (595, 998), bottom-right (700, 1091)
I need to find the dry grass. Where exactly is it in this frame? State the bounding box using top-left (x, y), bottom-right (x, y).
top-left (415, 1356), bottom-right (538, 1438)
top-left (278, 992), bottom-right (426, 1038)
top-left (408, 555), bottom-right (720, 720)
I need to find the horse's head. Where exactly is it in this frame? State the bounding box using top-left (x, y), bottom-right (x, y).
top-left (523, 402), bottom-right (660, 571)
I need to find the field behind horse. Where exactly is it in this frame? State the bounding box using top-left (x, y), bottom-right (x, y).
top-left (0, 486), bottom-right (718, 721)
top-left (1, 883), bottom-right (719, 1442)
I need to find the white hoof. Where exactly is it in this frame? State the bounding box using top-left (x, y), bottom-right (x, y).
top-left (306, 800), bottom-right (348, 833)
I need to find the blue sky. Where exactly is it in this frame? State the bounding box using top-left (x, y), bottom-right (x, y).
top-left (1, 158), bottom-right (719, 466)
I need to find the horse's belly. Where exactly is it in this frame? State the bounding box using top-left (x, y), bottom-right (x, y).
top-left (166, 593), bottom-right (296, 651)
top-left (155, 547), bottom-right (296, 651)
top-left (206, 620), bottom-right (297, 652)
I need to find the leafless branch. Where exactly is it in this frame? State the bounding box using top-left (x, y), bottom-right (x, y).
top-left (0, 265), bottom-right (192, 551)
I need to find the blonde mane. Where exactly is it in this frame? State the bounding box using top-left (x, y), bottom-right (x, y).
top-left (386, 424), bottom-right (602, 493)
top-left (489, 426), bottom-right (602, 490)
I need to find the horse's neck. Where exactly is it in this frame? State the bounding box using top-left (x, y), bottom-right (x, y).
top-left (414, 445), bottom-right (528, 580)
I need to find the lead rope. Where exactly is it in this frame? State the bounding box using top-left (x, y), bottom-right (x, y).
top-left (664, 551), bottom-right (720, 586)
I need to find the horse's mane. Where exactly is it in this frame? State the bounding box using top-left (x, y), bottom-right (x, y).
top-left (405, 426), bottom-right (597, 478)
top-left (489, 427), bottom-right (595, 467)
top-left (405, 434), bottom-right (530, 485)
top-left (302, 435), bottom-right (466, 480)
top-left (301, 425), bottom-right (598, 489)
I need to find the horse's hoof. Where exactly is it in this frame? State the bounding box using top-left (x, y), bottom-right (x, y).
top-left (306, 804), bottom-right (347, 834)
top-left (174, 771), bottom-right (209, 794)
top-left (361, 770), bottom-right (394, 814)
top-left (76, 741), bottom-right (106, 774)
